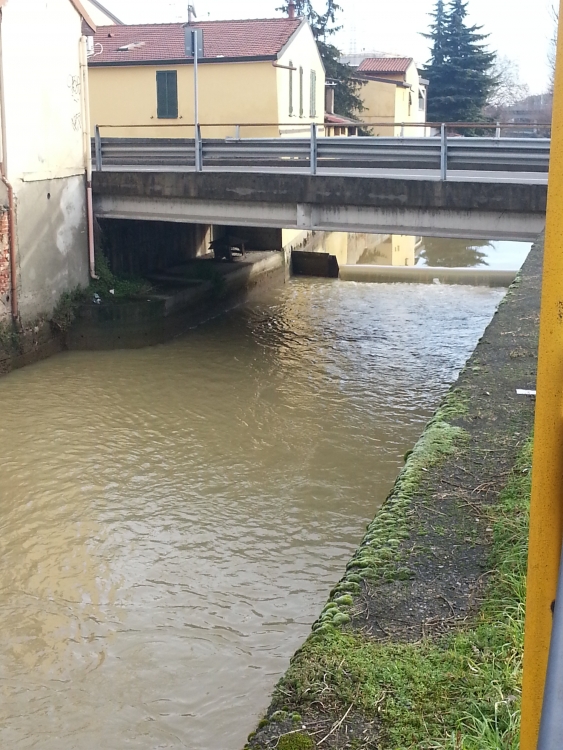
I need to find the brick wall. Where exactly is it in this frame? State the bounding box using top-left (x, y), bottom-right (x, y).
top-left (0, 209), bottom-right (10, 320)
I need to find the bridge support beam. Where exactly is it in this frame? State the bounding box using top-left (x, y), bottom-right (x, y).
top-left (94, 194), bottom-right (544, 242)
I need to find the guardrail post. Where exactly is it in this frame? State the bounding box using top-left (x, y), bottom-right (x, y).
top-left (400, 123), bottom-right (405, 137)
top-left (440, 123), bottom-right (447, 181)
top-left (195, 124), bottom-right (203, 172)
top-left (235, 125), bottom-right (241, 140)
top-left (310, 122), bottom-right (318, 176)
top-left (95, 125), bottom-right (102, 171)
top-left (495, 121), bottom-right (501, 139)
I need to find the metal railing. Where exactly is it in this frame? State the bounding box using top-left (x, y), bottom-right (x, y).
top-left (93, 124), bottom-right (551, 181)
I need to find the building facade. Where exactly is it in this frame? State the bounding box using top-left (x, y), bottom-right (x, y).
top-left (0, 0), bottom-right (96, 323)
top-left (351, 57), bottom-right (428, 137)
top-left (88, 17), bottom-right (326, 139)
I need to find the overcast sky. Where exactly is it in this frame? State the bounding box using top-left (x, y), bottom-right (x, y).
top-left (105, 0), bottom-right (555, 94)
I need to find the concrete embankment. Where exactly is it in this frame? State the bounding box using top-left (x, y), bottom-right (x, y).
top-left (0, 319), bottom-right (64, 378)
top-left (67, 251), bottom-right (285, 350)
top-left (0, 251), bottom-right (285, 373)
top-left (246, 237), bottom-right (541, 749)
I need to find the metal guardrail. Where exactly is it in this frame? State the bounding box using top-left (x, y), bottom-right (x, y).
top-left (92, 125), bottom-right (551, 180)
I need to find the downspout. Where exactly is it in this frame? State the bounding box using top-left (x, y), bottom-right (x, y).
top-left (0, 9), bottom-right (18, 320)
top-left (79, 35), bottom-right (97, 279)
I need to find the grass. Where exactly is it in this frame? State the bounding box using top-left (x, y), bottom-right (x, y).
top-left (313, 389), bottom-right (469, 632)
top-left (51, 288), bottom-right (84, 333)
top-left (269, 440), bottom-right (532, 749)
top-left (50, 254), bottom-right (154, 333)
top-left (90, 253), bottom-right (153, 300)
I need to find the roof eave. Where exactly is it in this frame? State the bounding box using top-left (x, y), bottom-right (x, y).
top-left (89, 54), bottom-right (278, 67)
top-left (276, 18), bottom-right (324, 72)
top-left (68, 0), bottom-right (97, 32)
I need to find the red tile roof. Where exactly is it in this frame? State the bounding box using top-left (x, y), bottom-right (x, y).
top-left (325, 113), bottom-right (359, 125)
top-left (90, 18), bottom-right (303, 65)
top-left (357, 57), bottom-right (413, 74)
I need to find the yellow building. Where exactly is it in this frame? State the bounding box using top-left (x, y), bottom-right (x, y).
top-left (356, 57), bottom-right (428, 137)
top-left (88, 16), bottom-right (326, 139)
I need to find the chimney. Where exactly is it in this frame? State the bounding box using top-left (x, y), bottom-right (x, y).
top-left (288, 1), bottom-right (296, 19)
top-left (325, 84), bottom-right (335, 115)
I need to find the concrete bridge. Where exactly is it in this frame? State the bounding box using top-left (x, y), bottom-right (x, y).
top-left (93, 170), bottom-right (546, 242)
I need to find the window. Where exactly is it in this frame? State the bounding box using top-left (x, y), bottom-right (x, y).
top-left (156, 70), bottom-right (178, 119)
top-left (418, 89), bottom-right (426, 112)
top-left (289, 61), bottom-right (294, 116)
top-left (310, 70), bottom-right (317, 117)
top-left (299, 66), bottom-right (304, 117)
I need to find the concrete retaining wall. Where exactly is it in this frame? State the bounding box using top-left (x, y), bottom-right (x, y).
top-left (15, 175), bottom-right (89, 321)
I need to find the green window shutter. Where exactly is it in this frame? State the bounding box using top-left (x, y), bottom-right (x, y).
top-left (156, 70), bottom-right (178, 119)
top-left (310, 70), bottom-right (317, 117)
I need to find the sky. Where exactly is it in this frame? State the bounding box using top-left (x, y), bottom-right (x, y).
top-left (103, 0), bottom-right (555, 94)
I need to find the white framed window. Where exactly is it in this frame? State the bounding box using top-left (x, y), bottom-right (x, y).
top-left (289, 61), bottom-right (294, 116)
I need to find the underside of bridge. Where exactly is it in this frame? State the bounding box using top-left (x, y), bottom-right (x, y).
top-left (97, 217), bottom-right (283, 277)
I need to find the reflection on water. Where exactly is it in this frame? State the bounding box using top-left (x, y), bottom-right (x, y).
top-left (0, 278), bottom-right (505, 749)
top-left (415, 237), bottom-right (532, 270)
top-left (317, 232), bottom-right (532, 270)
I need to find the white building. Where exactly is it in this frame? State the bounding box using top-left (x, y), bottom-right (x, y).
top-left (0, 0), bottom-right (98, 323)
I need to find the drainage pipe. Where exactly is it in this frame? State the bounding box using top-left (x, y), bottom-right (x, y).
top-left (79, 35), bottom-right (98, 279)
top-left (339, 264), bottom-right (518, 288)
top-left (0, 9), bottom-right (17, 320)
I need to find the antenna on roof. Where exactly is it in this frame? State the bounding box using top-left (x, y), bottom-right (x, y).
top-left (188, 4), bottom-right (197, 24)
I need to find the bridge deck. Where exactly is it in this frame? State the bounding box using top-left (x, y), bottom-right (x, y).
top-left (92, 170), bottom-right (547, 242)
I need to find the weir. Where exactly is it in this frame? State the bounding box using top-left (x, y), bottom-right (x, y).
top-left (338, 264), bottom-right (519, 286)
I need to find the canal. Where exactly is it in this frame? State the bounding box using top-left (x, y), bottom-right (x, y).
top-left (0, 240), bottom-right (528, 749)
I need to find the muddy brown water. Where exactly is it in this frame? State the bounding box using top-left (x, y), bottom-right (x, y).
top-left (0, 273), bottom-right (513, 749)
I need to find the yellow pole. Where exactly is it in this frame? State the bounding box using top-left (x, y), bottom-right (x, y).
top-left (521, 2), bottom-right (563, 745)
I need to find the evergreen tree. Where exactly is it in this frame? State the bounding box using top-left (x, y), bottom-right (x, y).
top-left (424, 0), bottom-right (496, 123)
top-left (278, 0), bottom-right (365, 117)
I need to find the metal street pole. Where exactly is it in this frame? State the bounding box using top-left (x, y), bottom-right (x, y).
top-left (520, 1), bottom-right (563, 746)
top-left (193, 28), bottom-right (202, 172)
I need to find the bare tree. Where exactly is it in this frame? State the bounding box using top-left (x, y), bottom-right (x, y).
top-left (487, 56), bottom-right (529, 113)
top-left (549, 4), bottom-right (558, 93)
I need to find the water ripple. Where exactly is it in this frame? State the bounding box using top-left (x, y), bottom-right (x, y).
top-left (0, 278), bottom-right (504, 749)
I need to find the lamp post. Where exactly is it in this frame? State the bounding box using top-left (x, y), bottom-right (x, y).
top-left (192, 28), bottom-right (201, 171)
